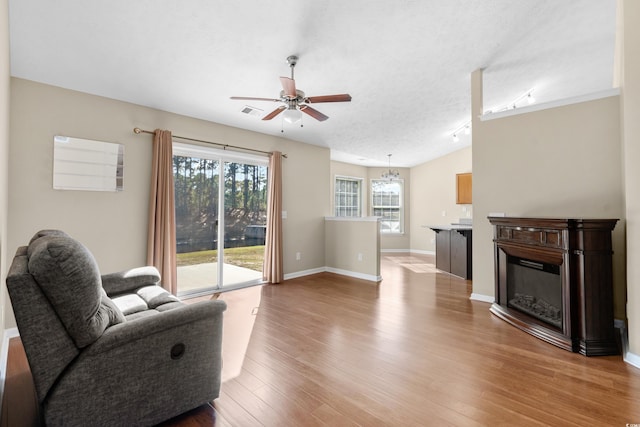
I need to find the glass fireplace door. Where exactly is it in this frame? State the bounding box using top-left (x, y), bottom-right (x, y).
top-left (507, 255), bottom-right (563, 329)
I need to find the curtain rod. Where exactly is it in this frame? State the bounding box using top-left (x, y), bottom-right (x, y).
top-left (133, 128), bottom-right (287, 158)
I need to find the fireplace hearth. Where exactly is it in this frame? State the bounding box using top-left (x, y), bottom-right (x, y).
top-left (488, 217), bottom-right (618, 356)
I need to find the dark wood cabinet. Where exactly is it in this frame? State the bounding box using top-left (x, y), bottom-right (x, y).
top-left (450, 229), bottom-right (472, 279)
top-left (488, 217), bottom-right (618, 356)
top-left (431, 227), bottom-right (472, 280)
top-left (434, 228), bottom-right (451, 272)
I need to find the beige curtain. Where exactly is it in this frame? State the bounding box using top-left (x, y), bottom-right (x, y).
top-left (263, 151), bottom-right (284, 283)
top-left (147, 129), bottom-right (178, 294)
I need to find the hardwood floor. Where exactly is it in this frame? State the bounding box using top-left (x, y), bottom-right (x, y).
top-left (3, 253), bottom-right (640, 426)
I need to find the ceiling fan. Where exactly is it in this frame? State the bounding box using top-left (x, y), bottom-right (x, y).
top-left (230, 55), bottom-right (352, 123)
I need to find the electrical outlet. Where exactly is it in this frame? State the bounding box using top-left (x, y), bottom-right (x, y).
top-left (357, 253), bottom-right (363, 261)
top-left (441, 210), bottom-right (446, 217)
top-left (296, 252), bottom-right (301, 261)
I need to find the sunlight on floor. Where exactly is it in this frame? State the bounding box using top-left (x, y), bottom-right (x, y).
top-left (216, 286), bottom-right (263, 382)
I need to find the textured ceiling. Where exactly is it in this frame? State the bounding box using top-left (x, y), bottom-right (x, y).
top-left (8, 0), bottom-right (616, 167)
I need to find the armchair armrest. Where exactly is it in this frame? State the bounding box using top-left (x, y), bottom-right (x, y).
top-left (45, 299), bottom-right (228, 426)
top-left (101, 266), bottom-right (161, 296)
top-left (85, 300), bottom-right (227, 355)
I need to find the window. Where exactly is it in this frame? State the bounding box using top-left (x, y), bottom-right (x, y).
top-left (335, 176), bottom-right (363, 217)
top-left (371, 179), bottom-right (403, 233)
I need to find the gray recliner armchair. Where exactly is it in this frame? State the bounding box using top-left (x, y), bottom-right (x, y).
top-left (6, 230), bottom-right (227, 426)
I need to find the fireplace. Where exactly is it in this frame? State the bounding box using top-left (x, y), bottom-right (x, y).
top-left (507, 256), bottom-right (562, 329)
top-left (488, 217), bottom-right (618, 356)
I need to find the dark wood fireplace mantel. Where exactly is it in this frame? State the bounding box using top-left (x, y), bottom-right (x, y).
top-left (488, 217), bottom-right (618, 356)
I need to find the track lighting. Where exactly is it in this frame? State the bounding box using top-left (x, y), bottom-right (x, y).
top-left (451, 121), bottom-right (471, 142)
top-left (485, 88), bottom-right (536, 114)
top-left (450, 88), bottom-right (536, 142)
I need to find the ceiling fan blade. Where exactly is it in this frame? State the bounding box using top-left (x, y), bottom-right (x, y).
top-left (230, 96), bottom-right (281, 102)
top-left (300, 105), bottom-right (329, 121)
top-left (305, 94), bottom-right (352, 103)
top-left (279, 77), bottom-right (297, 98)
top-left (262, 106), bottom-right (286, 120)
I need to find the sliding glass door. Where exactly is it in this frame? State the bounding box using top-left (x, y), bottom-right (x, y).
top-left (221, 160), bottom-right (268, 289)
top-left (173, 143), bottom-right (268, 296)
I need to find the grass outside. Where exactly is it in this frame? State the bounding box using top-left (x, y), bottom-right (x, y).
top-left (176, 245), bottom-right (264, 272)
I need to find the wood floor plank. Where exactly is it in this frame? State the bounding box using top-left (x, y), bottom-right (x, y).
top-left (4, 253), bottom-right (640, 426)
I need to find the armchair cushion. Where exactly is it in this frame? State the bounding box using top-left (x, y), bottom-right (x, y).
top-left (137, 285), bottom-right (180, 308)
top-left (101, 266), bottom-right (162, 296)
top-left (27, 234), bottom-right (125, 348)
top-left (112, 285), bottom-right (181, 316)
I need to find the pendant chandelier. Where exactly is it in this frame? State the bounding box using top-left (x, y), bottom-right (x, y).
top-left (381, 154), bottom-right (400, 181)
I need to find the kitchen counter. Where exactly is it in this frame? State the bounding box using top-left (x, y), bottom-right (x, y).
top-left (425, 224), bottom-right (473, 231)
top-left (425, 225), bottom-right (472, 279)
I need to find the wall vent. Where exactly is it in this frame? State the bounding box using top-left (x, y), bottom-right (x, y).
top-left (240, 105), bottom-right (264, 118)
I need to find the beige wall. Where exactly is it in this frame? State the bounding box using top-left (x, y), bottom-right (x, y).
top-left (1, 0), bottom-right (9, 337)
top-left (472, 80), bottom-right (626, 319)
top-left (621, 0), bottom-right (640, 355)
top-left (7, 78), bottom-right (330, 328)
top-left (410, 147), bottom-right (472, 253)
top-left (325, 217), bottom-right (380, 279)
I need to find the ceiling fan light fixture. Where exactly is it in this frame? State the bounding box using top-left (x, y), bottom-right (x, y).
top-left (282, 107), bottom-right (302, 124)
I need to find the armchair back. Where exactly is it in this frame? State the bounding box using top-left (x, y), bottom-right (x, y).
top-left (7, 245), bottom-right (80, 403)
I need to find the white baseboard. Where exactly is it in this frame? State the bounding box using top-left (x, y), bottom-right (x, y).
top-left (284, 267), bottom-right (381, 282)
top-left (283, 267), bottom-right (325, 281)
top-left (0, 327), bottom-right (19, 416)
top-left (324, 267), bottom-right (382, 282)
top-left (615, 320), bottom-right (640, 370)
top-left (379, 249), bottom-right (436, 255)
top-left (624, 351), bottom-right (640, 370)
top-left (469, 293), bottom-right (494, 303)
top-left (410, 249), bottom-right (436, 255)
